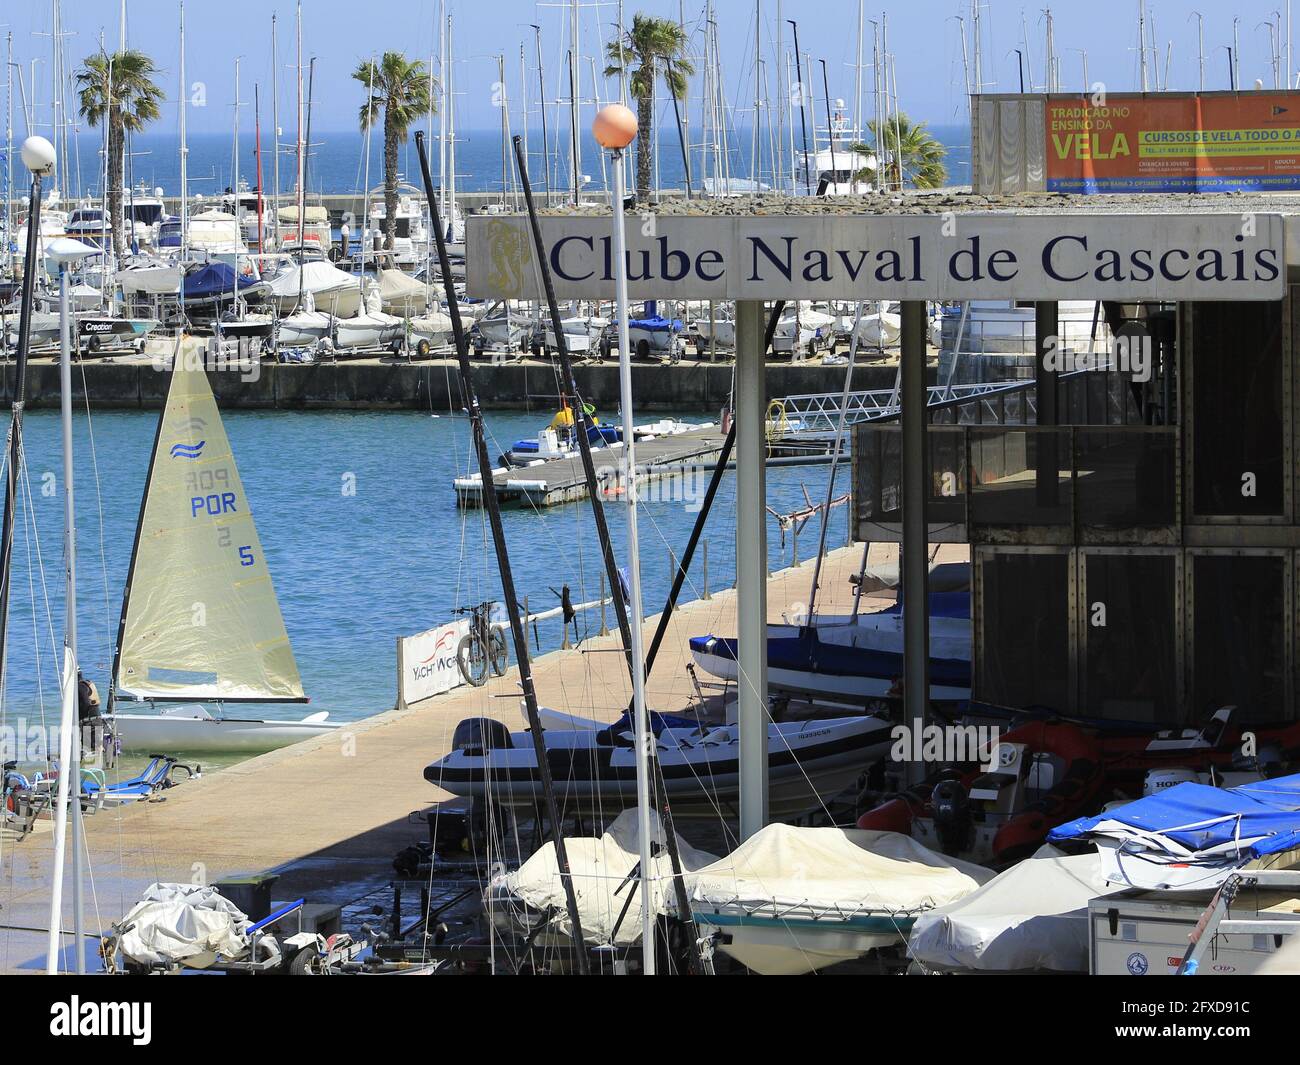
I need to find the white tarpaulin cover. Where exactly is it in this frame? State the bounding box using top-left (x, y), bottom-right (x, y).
top-left (266, 259), bottom-right (356, 298)
top-left (908, 845), bottom-right (1122, 972)
top-left (688, 826), bottom-right (991, 920)
top-left (378, 269), bottom-right (430, 313)
top-left (489, 809), bottom-right (718, 946)
top-left (118, 883), bottom-right (253, 966)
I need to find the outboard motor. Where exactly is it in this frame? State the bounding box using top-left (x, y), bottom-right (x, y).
top-left (930, 778), bottom-right (973, 856)
top-left (452, 717), bottom-right (513, 755)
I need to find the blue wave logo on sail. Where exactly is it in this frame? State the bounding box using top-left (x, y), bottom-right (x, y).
top-left (169, 440), bottom-right (206, 460)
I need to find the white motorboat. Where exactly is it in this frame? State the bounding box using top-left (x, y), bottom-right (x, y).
top-left (687, 825), bottom-right (992, 974)
top-left (107, 338), bottom-right (329, 754)
top-left (112, 705), bottom-right (340, 753)
top-left (425, 708), bottom-right (892, 820)
top-left (363, 185), bottom-right (430, 268)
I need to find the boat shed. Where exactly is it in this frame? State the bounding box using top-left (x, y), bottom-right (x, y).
top-left (466, 189), bottom-right (1300, 836)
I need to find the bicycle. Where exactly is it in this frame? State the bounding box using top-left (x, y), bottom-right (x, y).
top-left (454, 601), bottom-right (508, 687)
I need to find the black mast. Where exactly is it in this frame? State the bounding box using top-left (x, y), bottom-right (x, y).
top-left (788, 21), bottom-right (813, 195)
top-left (0, 167), bottom-right (47, 682)
top-left (413, 130), bottom-right (589, 973)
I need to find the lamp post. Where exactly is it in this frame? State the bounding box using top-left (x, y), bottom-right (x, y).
top-left (44, 233), bottom-right (98, 975)
top-left (0, 137), bottom-right (55, 684)
top-left (593, 103), bottom-right (657, 971)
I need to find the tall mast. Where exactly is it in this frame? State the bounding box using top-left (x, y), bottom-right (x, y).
top-left (971, 0), bottom-right (982, 94)
top-left (1138, 1), bottom-right (1148, 91)
top-left (294, 0), bottom-right (304, 265)
top-left (446, 17), bottom-right (456, 234)
top-left (271, 12), bottom-right (281, 248)
top-left (532, 25), bottom-right (549, 206)
top-left (439, 3), bottom-right (448, 223)
top-left (569, 0), bottom-right (581, 203)
top-left (179, 2), bottom-right (188, 312)
top-left (48, 229), bottom-right (86, 974)
top-left (232, 56), bottom-right (241, 219)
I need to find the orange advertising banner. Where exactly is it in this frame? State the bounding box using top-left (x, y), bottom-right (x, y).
top-left (1045, 92), bottom-right (1300, 192)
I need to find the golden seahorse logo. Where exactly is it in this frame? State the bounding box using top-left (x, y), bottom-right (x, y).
top-left (485, 219), bottom-right (530, 296)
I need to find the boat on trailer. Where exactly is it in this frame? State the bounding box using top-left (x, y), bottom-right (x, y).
top-left (107, 338), bottom-right (340, 753)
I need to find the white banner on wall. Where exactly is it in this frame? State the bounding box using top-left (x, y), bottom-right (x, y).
top-left (467, 212), bottom-right (1286, 302)
top-left (397, 618), bottom-right (469, 708)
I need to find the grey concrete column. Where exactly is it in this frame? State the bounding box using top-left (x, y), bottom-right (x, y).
top-left (735, 299), bottom-right (769, 838)
top-left (900, 301), bottom-right (930, 779)
top-left (1035, 301), bottom-right (1060, 507)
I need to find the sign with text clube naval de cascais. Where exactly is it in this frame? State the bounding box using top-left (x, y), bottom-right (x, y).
top-left (467, 212), bottom-right (1285, 302)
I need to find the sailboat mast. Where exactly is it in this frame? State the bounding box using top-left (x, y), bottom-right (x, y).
top-left (569, 0), bottom-right (581, 203)
top-left (294, 0), bottom-right (304, 266)
top-left (48, 247), bottom-right (86, 974)
top-left (179, 2), bottom-right (188, 316)
top-left (271, 12), bottom-right (280, 249)
top-left (412, 130), bottom-right (590, 973)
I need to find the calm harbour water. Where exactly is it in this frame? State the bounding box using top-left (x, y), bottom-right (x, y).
top-left (3, 403), bottom-right (844, 729)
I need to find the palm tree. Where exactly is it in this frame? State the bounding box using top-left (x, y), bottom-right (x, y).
top-left (604, 14), bottom-right (694, 203)
top-left (853, 113), bottom-right (947, 190)
top-left (74, 49), bottom-right (164, 259)
top-left (354, 52), bottom-right (433, 252)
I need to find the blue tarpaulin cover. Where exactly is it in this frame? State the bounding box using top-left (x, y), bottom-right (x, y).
top-left (628, 315), bottom-right (682, 332)
top-left (183, 262), bottom-right (254, 300)
top-left (1049, 774), bottom-right (1300, 859)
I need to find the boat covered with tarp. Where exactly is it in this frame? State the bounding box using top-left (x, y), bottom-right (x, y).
top-left (686, 825), bottom-right (992, 974)
top-left (1048, 773), bottom-right (1300, 891)
top-left (907, 844), bottom-right (1123, 972)
top-left (487, 808), bottom-right (718, 947)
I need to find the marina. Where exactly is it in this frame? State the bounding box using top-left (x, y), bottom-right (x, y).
top-left (2, 0), bottom-right (1300, 1036)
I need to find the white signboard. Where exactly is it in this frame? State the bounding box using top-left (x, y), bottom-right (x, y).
top-left (397, 618), bottom-right (469, 708)
top-left (467, 212), bottom-right (1285, 302)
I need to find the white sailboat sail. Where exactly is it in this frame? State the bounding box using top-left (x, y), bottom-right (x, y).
top-left (114, 341), bottom-right (305, 702)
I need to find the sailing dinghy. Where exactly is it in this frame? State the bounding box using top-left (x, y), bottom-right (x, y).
top-left (108, 340), bottom-right (339, 752)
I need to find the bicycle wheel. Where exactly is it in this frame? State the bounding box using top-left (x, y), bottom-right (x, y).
top-left (457, 633), bottom-right (489, 687)
top-left (489, 630), bottom-right (508, 677)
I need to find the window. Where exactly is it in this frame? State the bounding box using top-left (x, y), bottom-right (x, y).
top-left (1191, 301), bottom-right (1284, 517)
top-left (1082, 553), bottom-right (1177, 723)
top-left (977, 552), bottom-right (1070, 711)
top-left (1191, 554), bottom-right (1287, 724)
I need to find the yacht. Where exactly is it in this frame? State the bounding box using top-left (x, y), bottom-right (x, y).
top-left (362, 183), bottom-right (430, 268)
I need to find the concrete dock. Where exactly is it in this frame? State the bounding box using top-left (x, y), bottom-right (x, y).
top-left (0, 542), bottom-right (954, 973)
top-left (0, 352), bottom-right (926, 413)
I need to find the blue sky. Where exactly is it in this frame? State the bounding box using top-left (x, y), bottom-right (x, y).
top-left (3, 1), bottom-right (1297, 138)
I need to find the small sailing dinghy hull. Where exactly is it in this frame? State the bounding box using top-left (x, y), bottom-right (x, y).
top-left (111, 708), bottom-right (339, 753)
top-left (426, 711), bottom-right (892, 820)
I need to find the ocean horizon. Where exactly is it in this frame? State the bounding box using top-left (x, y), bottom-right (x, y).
top-left (15, 123), bottom-right (973, 201)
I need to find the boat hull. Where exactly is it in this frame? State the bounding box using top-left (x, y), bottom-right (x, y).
top-left (111, 712), bottom-right (340, 753)
top-left (425, 716), bottom-right (890, 819)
